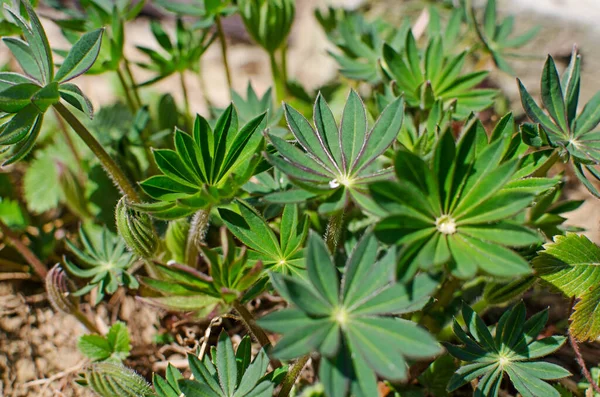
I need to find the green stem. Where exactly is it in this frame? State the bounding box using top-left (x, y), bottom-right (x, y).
top-left (185, 208), bottom-right (211, 267)
top-left (0, 220), bottom-right (48, 278)
top-left (278, 354), bottom-right (310, 397)
top-left (116, 67), bottom-right (137, 113)
top-left (123, 58), bottom-right (142, 108)
top-left (53, 102), bottom-right (141, 202)
top-left (232, 300), bottom-right (282, 369)
top-left (215, 15), bottom-right (232, 93)
top-left (179, 71), bottom-right (192, 129)
top-left (324, 210), bottom-right (344, 254)
top-left (269, 51), bottom-right (286, 104)
top-left (280, 45), bottom-right (289, 85)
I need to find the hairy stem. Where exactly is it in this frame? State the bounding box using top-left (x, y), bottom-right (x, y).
top-left (123, 58), bottom-right (142, 108)
top-left (324, 210), bottom-right (344, 253)
top-left (185, 208), bottom-right (211, 267)
top-left (278, 354), bottom-right (310, 397)
top-left (215, 15), bottom-right (232, 93)
top-left (74, 310), bottom-right (102, 335)
top-left (0, 220), bottom-right (48, 278)
top-left (269, 51), bottom-right (286, 104)
top-left (53, 102), bottom-right (141, 202)
top-left (569, 297), bottom-right (600, 394)
top-left (116, 67), bottom-right (137, 113)
top-left (232, 300), bottom-right (282, 368)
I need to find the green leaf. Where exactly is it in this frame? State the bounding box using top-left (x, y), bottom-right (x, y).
top-left (541, 56), bottom-right (569, 133)
top-left (59, 83), bottom-right (94, 118)
top-left (0, 82), bottom-right (39, 113)
top-left (447, 303), bottom-right (569, 397)
top-left (54, 28), bottom-right (104, 83)
top-left (306, 232), bottom-right (339, 306)
top-left (216, 331), bottom-right (237, 396)
top-left (533, 233), bottom-right (600, 341)
top-left (2, 37), bottom-right (43, 82)
top-left (78, 322), bottom-right (131, 362)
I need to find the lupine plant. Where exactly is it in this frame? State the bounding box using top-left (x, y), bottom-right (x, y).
top-left (1, 1), bottom-right (600, 397)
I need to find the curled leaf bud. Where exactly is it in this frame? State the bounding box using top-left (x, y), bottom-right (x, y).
top-left (45, 264), bottom-right (79, 315)
top-left (238, 0), bottom-right (295, 54)
top-left (78, 362), bottom-right (153, 397)
top-left (116, 197), bottom-right (159, 259)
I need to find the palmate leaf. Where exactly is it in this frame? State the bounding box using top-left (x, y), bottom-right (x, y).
top-left (381, 30), bottom-right (497, 119)
top-left (533, 233), bottom-right (600, 341)
top-left (141, 228), bottom-right (264, 315)
top-left (137, 18), bottom-right (215, 86)
top-left (153, 333), bottom-right (276, 397)
top-left (266, 90), bottom-right (403, 215)
top-left (259, 232), bottom-right (442, 397)
top-left (472, 0), bottom-right (539, 75)
top-left (518, 49), bottom-right (600, 196)
top-left (447, 302), bottom-right (569, 397)
top-left (316, 7), bottom-right (408, 84)
top-left (0, 1), bottom-right (99, 165)
top-left (136, 106), bottom-right (266, 219)
top-left (371, 116), bottom-right (541, 279)
top-left (63, 226), bottom-right (137, 305)
top-left (219, 200), bottom-right (308, 276)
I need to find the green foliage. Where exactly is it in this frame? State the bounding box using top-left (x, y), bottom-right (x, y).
top-left (446, 303), bottom-right (569, 397)
top-left (518, 49), bottom-right (600, 196)
top-left (533, 233), bottom-right (600, 341)
top-left (140, 228), bottom-right (263, 315)
top-left (137, 18), bottom-right (215, 86)
top-left (372, 116), bottom-right (541, 279)
top-left (78, 321), bottom-right (131, 362)
top-left (259, 232), bottom-right (442, 397)
top-left (136, 106), bottom-right (266, 219)
top-left (472, 0), bottom-right (539, 74)
top-left (63, 226), bottom-right (138, 304)
top-left (0, 197), bottom-right (26, 229)
top-left (267, 91), bottom-right (404, 214)
top-left (0, 0), bottom-right (102, 164)
top-left (238, 0), bottom-right (295, 54)
top-left (162, 333), bottom-right (276, 397)
top-left (219, 83), bottom-right (286, 136)
top-left (315, 7), bottom-right (409, 84)
top-left (220, 200), bottom-right (308, 276)
top-left (381, 31), bottom-right (497, 119)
